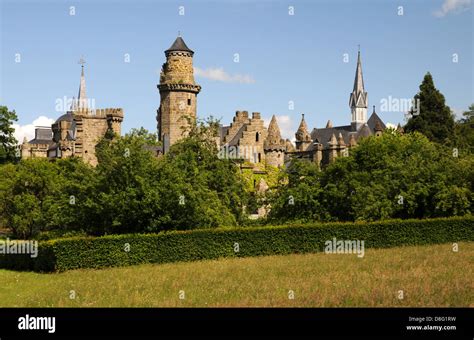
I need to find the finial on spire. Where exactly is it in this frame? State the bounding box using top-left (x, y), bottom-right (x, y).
top-left (78, 56), bottom-right (86, 67)
top-left (373, 105), bottom-right (376, 113)
top-left (358, 44), bottom-right (360, 52)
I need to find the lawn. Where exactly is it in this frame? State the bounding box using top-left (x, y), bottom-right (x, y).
top-left (0, 242), bottom-right (472, 307)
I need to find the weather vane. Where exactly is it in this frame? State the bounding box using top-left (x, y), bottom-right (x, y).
top-left (78, 56), bottom-right (86, 67)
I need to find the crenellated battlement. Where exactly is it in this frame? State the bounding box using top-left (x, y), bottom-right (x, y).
top-left (74, 108), bottom-right (124, 119)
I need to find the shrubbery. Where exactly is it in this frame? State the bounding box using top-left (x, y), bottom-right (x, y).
top-left (268, 132), bottom-right (473, 222)
top-left (1, 216), bottom-right (472, 272)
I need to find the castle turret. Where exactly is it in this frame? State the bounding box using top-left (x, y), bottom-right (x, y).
top-left (264, 115), bottom-right (286, 167)
top-left (328, 133), bottom-right (338, 163)
top-left (157, 35), bottom-right (201, 152)
top-left (295, 114), bottom-right (312, 151)
top-left (349, 134), bottom-right (357, 147)
top-left (349, 50), bottom-right (368, 131)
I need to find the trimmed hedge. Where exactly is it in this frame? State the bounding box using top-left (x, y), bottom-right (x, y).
top-left (0, 216), bottom-right (473, 272)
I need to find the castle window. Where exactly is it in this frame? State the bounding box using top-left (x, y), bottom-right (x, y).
top-left (256, 132), bottom-right (259, 142)
top-left (258, 153), bottom-right (261, 163)
top-left (187, 98), bottom-right (191, 106)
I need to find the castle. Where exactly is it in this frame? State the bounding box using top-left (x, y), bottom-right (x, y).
top-left (20, 61), bottom-right (123, 166)
top-left (21, 36), bottom-right (386, 168)
top-left (157, 36), bottom-right (387, 169)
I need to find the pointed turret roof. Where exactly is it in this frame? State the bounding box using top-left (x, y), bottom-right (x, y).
top-left (329, 133), bottom-right (337, 146)
top-left (295, 114), bottom-right (311, 142)
top-left (326, 120), bottom-right (333, 128)
top-left (349, 133), bottom-right (357, 146)
top-left (337, 132), bottom-right (345, 146)
top-left (165, 36), bottom-right (194, 54)
top-left (77, 64), bottom-right (88, 110)
top-left (264, 115), bottom-right (285, 151)
top-left (268, 115), bottom-right (282, 140)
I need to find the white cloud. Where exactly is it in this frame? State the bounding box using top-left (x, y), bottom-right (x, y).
top-left (13, 116), bottom-right (55, 143)
top-left (433, 0), bottom-right (471, 17)
top-left (264, 115), bottom-right (295, 141)
top-left (194, 67), bottom-right (255, 84)
top-left (385, 122), bottom-right (398, 129)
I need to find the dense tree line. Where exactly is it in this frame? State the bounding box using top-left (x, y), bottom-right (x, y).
top-left (0, 71), bottom-right (472, 239)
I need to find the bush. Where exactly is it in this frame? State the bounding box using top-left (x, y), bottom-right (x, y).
top-left (0, 216), bottom-right (472, 272)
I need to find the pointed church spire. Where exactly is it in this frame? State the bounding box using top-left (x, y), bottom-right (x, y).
top-left (349, 49), bottom-right (368, 131)
top-left (353, 50), bottom-right (365, 93)
top-left (77, 57), bottom-right (88, 110)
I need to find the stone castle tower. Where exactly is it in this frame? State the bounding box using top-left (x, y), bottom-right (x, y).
top-left (21, 62), bottom-right (123, 166)
top-left (157, 36), bottom-right (201, 152)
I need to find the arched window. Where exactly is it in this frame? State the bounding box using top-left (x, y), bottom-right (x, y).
top-left (256, 132), bottom-right (259, 142)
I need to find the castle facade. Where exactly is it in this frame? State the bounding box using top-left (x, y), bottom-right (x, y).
top-left (157, 36), bottom-right (387, 168)
top-left (21, 36), bottom-right (387, 169)
top-left (20, 64), bottom-right (123, 166)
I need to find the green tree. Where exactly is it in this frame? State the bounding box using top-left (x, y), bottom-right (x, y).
top-left (454, 104), bottom-right (474, 153)
top-left (404, 72), bottom-right (455, 144)
top-left (0, 106), bottom-right (19, 163)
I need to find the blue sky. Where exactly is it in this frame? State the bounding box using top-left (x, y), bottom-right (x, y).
top-left (1, 0), bottom-right (472, 141)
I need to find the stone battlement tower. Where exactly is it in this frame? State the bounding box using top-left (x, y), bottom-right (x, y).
top-left (157, 36), bottom-right (201, 152)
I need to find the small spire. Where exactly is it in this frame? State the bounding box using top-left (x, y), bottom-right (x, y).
top-left (329, 133), bottom-right (337, 145)
top-left (349, 134), bottom-right (357, 146)
top-left (337, 132), bottom-right (345, 146)
top-left (373, 105), bottom-right (376, 114)
top-left (77, 57), bottom-right (87, 110)
top-left (326, 120), bottom-right (333, 128)
top-left (295, 114), bottom-right (310, 142)
top-left (22, 136), bottom-right (28, 144)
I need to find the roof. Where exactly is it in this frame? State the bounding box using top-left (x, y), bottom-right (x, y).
top-left (55, 113), bottom-right (73, 124)
top-left (166, 37), bottom-right (194, 54)
top-left (311, 127), bottom-right (356, 148)
top-left (367, 111), bottom-right (386, 131)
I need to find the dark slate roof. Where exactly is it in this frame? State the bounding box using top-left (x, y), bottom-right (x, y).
top-left (357, 124), bottom-right (372, 138)
top-left (367, 112), bottom-right (386, 132)
top-left (35, 127), bottom-right (52, 140)
top-left (166, 37), bottom-right (194, 54)
top-left (55, 113), bottom-right (73, 124)
top-left (27, 127), bottom-right (53, 145)
top-left (310, 125), bottom-right (355, 148)
top-left (28, 138), bottom-right (54, 145)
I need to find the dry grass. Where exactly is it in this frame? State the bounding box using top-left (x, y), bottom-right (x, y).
top-left (0, 242), bottom-right (472, 307)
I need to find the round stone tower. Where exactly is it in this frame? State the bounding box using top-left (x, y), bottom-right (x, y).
top-left (157, 36), bottom-right (201, 152)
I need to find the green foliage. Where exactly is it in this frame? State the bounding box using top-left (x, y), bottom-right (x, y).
top-left (1, 216), bottom-right (472, 272)
top-left (0, 158), bottom-right (95, 239)
top-left (0, 106), bottom-right (19, 164)
top-left (454, 104), bottom-right (474, 153)
top-left (404, 73), bottom-right (455, 144)
top-left (269, 132), bottom-right (473, 222)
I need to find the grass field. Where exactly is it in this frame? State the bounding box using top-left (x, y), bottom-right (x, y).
top-left (0, 242), bottom-right (472, 307)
